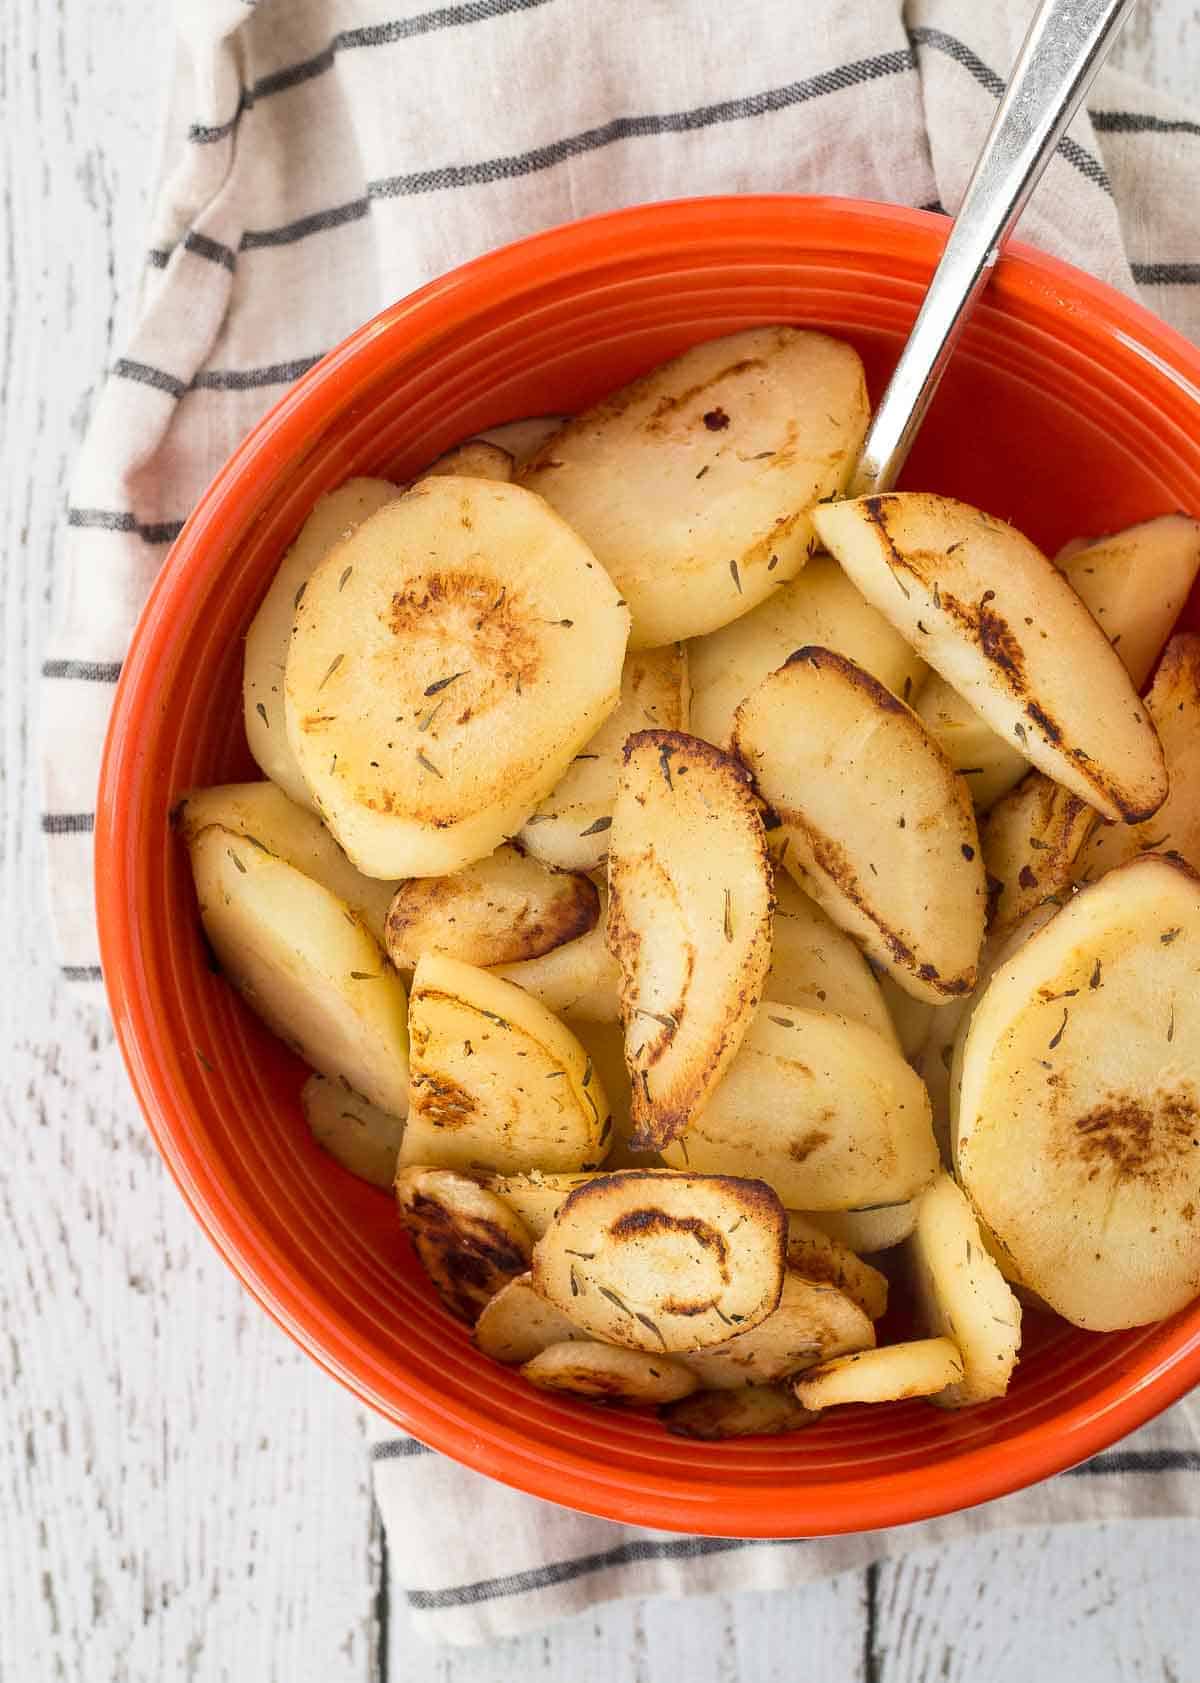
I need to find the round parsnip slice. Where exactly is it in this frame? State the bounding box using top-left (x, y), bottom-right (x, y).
top-left (607, 730), bottom-right (773, 1152)
top-left (491, 888), bottom-right (622, 1022)
top-left (909, 1173), bottom-right (1021, 1408)
top-left (475, 415), bottom-right (568, 468)
top-left (786, 1213), bottom-right (889, 1320)
top-left (662, 1386), bottom-right (821, 1439)
top-left (419, 439), bottom-right (513, 483)
top-left (812, 493), bottom-right (1167, 825)
top-left (1059, 513), bottom-right (1200, 690)
top-left (533, 1170), bottom-right (787, 1353)
top-left (395, 1167), bottom-right (533, 1323)
top-left (520, 327), bottom-right (869, 648)
top-left (519, 645), bottom-right (690, 869)
top-left (957, 853), bottom-right (1200, 1330)
top-left (399, 955), bottom-right (611, 1175)
top-left (981, 770), bottom-right (1097, 937)
top-left (681, 1267), bottom-right (875, 1389)
top-left (521, 1341), bottom-right (697, 1405)
top-left (285, 477), bottom-right (629, 878)
top-left (769, 872), bottom-right (899, 1047)
top-left (175, 781), bottom-right (400, 944)
top-left (1075, 634), bottom-right (1200, 884)
top-left (383, 844), bottom-right (598, 970)
top-left (660, 1005), bottom-right (938, 1210)
top-left (187, 824), bottom-right (409, 1113)
top-left (479, 1172), bottom-right (600, 1238)
top-left (733, 648), bottom-right (986, 1003)
top-left (799, 1202), bottom-right (918, 1254)
top-left (473, 1274), bottom-right (586, 1364)
top-left (915, 675), bottom-right (1030, 812)
top-left (792, 1340), bottom-right (964, 1409)
top-left (688, 553), bottom-right (928, 748)
top-left (244, 478), bottom-right (400, 811)
top-left (300, 1074), bottom-right (405, 1190)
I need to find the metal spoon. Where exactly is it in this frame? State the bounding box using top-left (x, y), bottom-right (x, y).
top-left (850, 0), bottom-right (1137, 498)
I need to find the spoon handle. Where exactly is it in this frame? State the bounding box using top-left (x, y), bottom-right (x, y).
top-left (850, 0), bottom-right (1137, 497)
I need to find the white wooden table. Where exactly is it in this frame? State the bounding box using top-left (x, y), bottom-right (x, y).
top-left (3, 3), bottom-right (1197, 1678)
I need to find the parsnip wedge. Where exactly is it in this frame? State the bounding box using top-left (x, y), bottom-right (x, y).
top-left (956, 853), bottom-right (1200, 1330)
top-left (688, 553), bottom-right (927, 748)
top-left (914, 675), bottom-right (1030, 812)
top-left (1059, 513), bottom-right (1200, 689)
top-left (909, 1173), bottom-right (1021, 1408)
top-left (521, 327), bottom-right (869, 648)
top-left (383, 843), bottom-right (598, 970)
top-left (476, 416), bottom-right (568, 468)
top-left (492, 888), bottom-right (622, 1022)
top-left (812, 493), bottom-right (1167, 824)
top-left (175, 781), bottom-right (399, 943)
top-left (981, 771), bottom-right (1096, 937)
top-left (769, 873), bottom-right (900, 1048)
top-left (187, 824), bottom-right (409, 1113)
top-left (533, 1170), bottom-right (787, 1353)
top-left (285, 477), bottom-right (629, 878)
top-left (395, 1167), bottom-right (532, 1322)
top-left (608, 730), bottom-right (772, 1152)
top-left (473, 1274), bottom-right (586, 1363)
top-left (1075, 633), bottom-right (1200, 883)
top-left (786, 1213), bottom-right (889, 1320)
top-left (878, 975), bottom-right (935, 1060)
top-left (571, 1018), bottom-right (660, 1169)
top-left (300, 1074), bottom-right (405, 1189)
top-left (420, 439), bottom-right (513, 483)
top-left (800, 1202), bottom-right (918, 1254)
top-left (681, 1266), bottom-right (875, 1389)
top-left (733, 647), bottom-right (986, 1002)
top-left (660, 1005), bottom-right (938, 1210)
top-left (662, 1386), bottom-right (820, 1439)
top-left (244, 477), bottom-right (398, 809)
top-left (521, 1341), bottom-right (697, 1405)
top-left (519, 645), bottom-right (689, 869)
top-left (479, 1172), bottom-right (599, 1239)
top-left (398, 955), bottom-right (610, 1175)
top-left (792, 1339), bottom-right (964, 1408)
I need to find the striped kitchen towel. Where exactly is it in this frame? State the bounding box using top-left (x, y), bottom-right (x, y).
top-left (43, 0), bottom-right (1200, 1649)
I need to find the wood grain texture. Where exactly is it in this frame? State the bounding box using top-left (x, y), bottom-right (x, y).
top-left (3, 1), bottom-right (1198, 1680)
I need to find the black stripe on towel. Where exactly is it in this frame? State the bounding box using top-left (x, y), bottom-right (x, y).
top-left (42, 659), bottom-right (123, 682)
top-left (61, 965), bottom-right (104, 981)
top-left (909, 25), bottom-right (1111, 194)
top-left (42, 814), bottom-right (95, 835)
top-left (1131, 262), bottom-right (1200, 285)
top-left (191, 354), bottom-right (325, 391)
top-left (240, 198), bottom-right (370, 250)
top-left (1067, 1449), bottom-right (1200, 1476)
top-left (371, 1439), bottom-right (436, 1461)
top-left (113, 359), bottom-right (187, 400)
top-left (369, 50), bottom-right (916, 199)
top-left (405, 1536), bottom-right (801, 1609)
top-left (1092, 109), bottom-right (1200, 139)
top-left (67, 509), bottom-right (185, 544)
top-left (188, 0), bottom-right (556, 142)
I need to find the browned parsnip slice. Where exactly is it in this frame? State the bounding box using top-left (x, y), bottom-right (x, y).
top-left (473, 1274), bottom-right (587, 1363)
top-left (533, 1171), bottom-right (787, 1353)
top-left (792, 1340), bottom-right (964, 1408)
top-left (680, 1266), bottom-right (875, 1389)
top-left (688, 553), bottom-right (927, 748)
top-left (478, 1172), bottom-right (600, 1238)
top-left (521, 327), bottom-right (869, 647)
top-left (1060, 513), bottom-right (1200, 688)
top-left (769, 872), bottom-right (900, 1047)
top-left (300, 1073), bottom-right (405, 1190)
top-left (982, 771), bottom-right (1097, 937)
top-left (956, 853), bottom-right (1200, 1330)
top-left (733, 648), bottom-right (986, 1003)
top-left (661, 1386), bottom-right (821, 1439)
top-left (383, 843), bottom-right (598, 970)
top-left (398, 955), bottom-right (610, 1175)
top-left (914, 675), bottom-right (1030, 812)
top-left (491, 886), bottom-right (622, 1022)
top-left (395, 1167), bottom-right (533, 1322)
top-left (660, 1005), bottom-right (938, 1210)
top-left (786, 1214), bottom-right (889, 1320)
top-left (608, 730), bottom-right (772, 1152)
top-left (1075, 634), bottom-right (1200, 882)
top-left (519, 645), bottom-right (690, 870)
top-left (285, 477), bottom-right (629, 878)
top-left (521, 1341), bottom-right (697, 1404)
top-left (420, 439), bottom-right (513, 482)
top-left (800, 1202), bottom-right (918, 1254)
top-left (813, 493), bottom-right (1167, 824)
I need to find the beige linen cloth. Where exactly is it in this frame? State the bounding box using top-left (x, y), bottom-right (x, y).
top-left (43, 0), bottom-right (1200, 1646)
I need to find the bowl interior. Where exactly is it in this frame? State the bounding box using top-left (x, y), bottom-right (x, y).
top-left (99, 198), bottom-right (1200, 1536)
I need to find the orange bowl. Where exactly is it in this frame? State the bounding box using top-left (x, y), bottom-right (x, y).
top-left (97, 196), bottom-right (1200, 1536)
